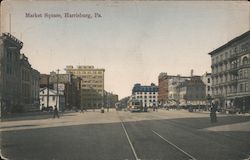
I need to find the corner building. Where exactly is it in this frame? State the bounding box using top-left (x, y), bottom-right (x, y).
top-left (65, 65), bottom-right (105, 109)
top-left (132, 83), bottom-right (158, 108)
top-left (209, 30), bottom-right (250, 112)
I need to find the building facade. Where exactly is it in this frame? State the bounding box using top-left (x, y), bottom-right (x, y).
top-left (49, 71), bottom-right (81, 110)
top-left (104, 91), bottom-right (119, 109)
top-left (40, 88), bottom-right (64, 111)
top-left (158, 73), bottom-right (168, 105)
top-left (0, 33), bottom-right (40, 115)
top-left (178, 76), bottom-right (206, 106)
top-left (168, 75), bottom-right (190, 105)
top-left (209, 30), bottom-right (250, 112)
top-left (20, 54), bottom-right (40, 111)
top-left (132, 83), bottom-right (158, 107)
top-left (201, 72), bottom-right (212, 100)
top-left (158, 73), bottom-right (191, 106)
top-left (0, 33), bottom-right (23, 115)
top-left (65, 65), bottom-right (105, 109)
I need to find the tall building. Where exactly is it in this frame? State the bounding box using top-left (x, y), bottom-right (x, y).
top-left (0, 33), bottom-right (23, 115)
top-left (65, 65), bottom-right (105, 109)
top-left (158, 73), bottom-right (168, 105)
top-left (0, 33), bottom-right (40, 116)
top-left (209, 30), bottom-right (250, 112)
top-left (132, 83), bottom-right (158, 107)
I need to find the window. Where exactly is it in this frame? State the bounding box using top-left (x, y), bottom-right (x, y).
top-left (208, 86), bottom-right (210, 91)
top-left (243, 57), bottom-right (248, 65)
top-left (240, 84), bottom-right (243, 92)
top-left (207, 78), bottom-right (210, 83)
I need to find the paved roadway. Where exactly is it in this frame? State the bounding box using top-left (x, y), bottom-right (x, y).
top-left (1, 109), bottom-right (250, 160)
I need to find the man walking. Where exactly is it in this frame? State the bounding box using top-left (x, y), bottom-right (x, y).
top-left (53, 106), bottom-right (59, 118)
top-left (210, 103), bottom-right (217, 123)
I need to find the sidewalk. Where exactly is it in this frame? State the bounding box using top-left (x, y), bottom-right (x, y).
top-left (0, 109), bottom-right (120, 132)
top-left (1, 111), bottom-right (54, 122)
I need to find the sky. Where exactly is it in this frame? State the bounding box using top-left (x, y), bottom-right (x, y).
top-left (1, 1), bottom-right (249, 99)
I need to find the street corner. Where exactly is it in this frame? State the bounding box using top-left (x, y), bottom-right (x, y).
top-left (201, 121), bottom-right (250, 132)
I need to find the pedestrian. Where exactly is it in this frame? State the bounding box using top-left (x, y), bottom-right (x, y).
top-left (53, 106), bottom-right (59, 118)
top-left (210, 103), bottom-right (217, 123)
top-left (80, 106), bottom-right (84, 114)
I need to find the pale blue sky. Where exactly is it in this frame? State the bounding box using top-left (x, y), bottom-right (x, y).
top-left (1, 1), bottom-right (249, 98)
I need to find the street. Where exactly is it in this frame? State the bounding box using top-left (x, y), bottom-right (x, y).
top-left (1, 109), bottom-right (250, 160)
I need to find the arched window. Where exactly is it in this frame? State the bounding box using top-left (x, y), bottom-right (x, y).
top-left (242, 56), bottom-right (248, 65)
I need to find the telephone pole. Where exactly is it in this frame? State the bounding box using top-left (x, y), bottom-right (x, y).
top-left (56, 69), bottom-right (60, 110)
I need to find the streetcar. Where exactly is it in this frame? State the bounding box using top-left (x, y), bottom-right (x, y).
top-left (127, 99), bottom-right (143, 112)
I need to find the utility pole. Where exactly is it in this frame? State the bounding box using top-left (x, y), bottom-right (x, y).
top-left (9, 13), bottom-right (11, 34)
top-left (47, 75), bottom-right (49, 108)
top-left (56, 69), bottom-right (60, 111)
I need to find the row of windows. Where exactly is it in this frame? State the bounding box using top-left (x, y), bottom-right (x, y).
top-left (82, 80), bottom-right (103, 83)
top-left (211, 43), bottom-right (249, 64)
top-left (41, 96), bottom-right (57, 101)
top-left (212, 69), bottom-right (248, 85)
top-left (212, 57), bottom-right (249, 74)
top-left (135, 92), bottom-right (156, 95)
top-left (73, 71), bottom-right (103, 75)
top-left (81, 76), bottom-right (103, 79)
top-left (239, 83), bottom-right (249, 92)
top-left (212, 82), bottom-right (249, 94)
top-left (136, 96), bottom-right (157, 98)
top-left (81, 85), bottom-right (103, 89)
top-left (142, 99), bottom-right (156, 102)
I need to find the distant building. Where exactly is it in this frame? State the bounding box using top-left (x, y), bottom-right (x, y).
top-left (177, 76), bottom-right (206, 106)
top-left (104, 91), bottom-right (119, 108)
top-left (158, 73), bottom-right (168, 105)
top-left (168, 75), bottom-right (190, 102)
top-left (209, 30), bottom-right (250, 112)
top-left (39, 74), bottom-right (50, 88)
top-left (132, 83), bottom-right (158, 107)
top-left (201, 72), bottom-right (212, 99)
top-left (65, 65), bottom-right (105, 109)
top-left (39, 72), bottom-right (81, 110)
top-left (158, 73), bottom-right (190, 106)
top-left (40, 88), bottom-right (64, 111)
